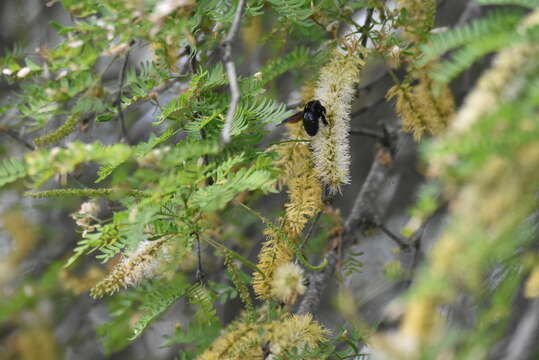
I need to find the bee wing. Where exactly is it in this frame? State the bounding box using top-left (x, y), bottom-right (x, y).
top-left (278, 111), bottom-right (304, 126)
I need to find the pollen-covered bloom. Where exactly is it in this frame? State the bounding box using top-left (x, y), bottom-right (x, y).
top-left (252, 227), bottom-right (294, 299)
top-left (270, 262), bottom-right (306, 304)
top-left (71, 201), bottom-right (101, 233)
top-left (90, 238), bottom-right (168, 298)
top-left (386, 73), bottom-right (454, 140)
top-left (79, 201), bottom-right (100, 217)
top-left (267, 314), bottom-right (329, 358)
top-left (276, 121), bottom-right (323, 238)
top-left (311, 50), bottom-right (365, 194)
top-left (196, 310), bottom-right (328, 360)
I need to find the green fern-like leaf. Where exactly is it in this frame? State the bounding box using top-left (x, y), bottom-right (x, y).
top-left (201, 0), bottom-right (237, 25)
top-left (72, 96), bottom-right (107, 114)
top-left (419, 10), bottom-right (523, 64)
top-left (122, 61), bottom-right (165, 107)
top-left (343, 250), bottom-right (364, 277)
top-left (95, 127), bottom-right (177, 183)
top-left (24, 142), bottom-right (133, 188)
top-left (231, 97), bottom-right (292, 136)
top-left (188, 282), bottom-right (219, 324)
top-left (191, 167), bottom-right (276, 212)
top-left (65, 223), bottom-right (120, 268)
top-left (241, 47), bottom-right (312, 88)
top-left (165, 139), bottom-right (220, 166)
top-left (155, 86), bottom-right (199, 125)
top-left (268, 0), bottom-right (314, 26)
top-left (430, 32), bottom-right (512, 85)
top-left (155, 68), bottom-right (226, 125)
top-left (0, 157), bottom-right (27, 188)
top-left (94, 207), bottom-right (158, 264)
top-left (201, 63), bottom-right (228, 90)
top-left (130, 275), bottom-right (190, 340)
top-left (96, 240), bottom-right (129, 263)
top-left (429, 25), bottom-right (539, 85)
top-left (224, 253), bottom-right (254, 317)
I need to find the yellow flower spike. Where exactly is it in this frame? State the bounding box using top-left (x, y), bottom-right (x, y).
top-left (268, 313), bottom-right (329, 358)
top-left (90, 237), bottom-right (169, 298)
top-left (252, 226), bottom-right (294, 299)
top-left (196, 311), bottom-right (328, 360)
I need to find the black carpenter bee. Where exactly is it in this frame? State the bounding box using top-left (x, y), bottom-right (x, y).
top-left (279, 100), bottom-right (328, 136)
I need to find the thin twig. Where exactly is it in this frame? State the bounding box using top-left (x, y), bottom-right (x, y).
top-left (297, 132), bottom-right (398, 315)
top-left (360, 8), bottom-right (375, 48)
top-left (351, 97), bottom-right (385, 119)
top-left (0, 127), bottom-right (35, 150)
top-left (297, 211), bottom-right (323, 256)
top-left (195, 232), bottom-right (206, 283)
top-left (351, 124), bottom-right (398, 155)
top-left (286, 101), bottom-right (302, 111)
top-left (182, 45), bottom-right (198, 74)
top-left (220, 0), bottom-right (246, 145)
top-left (0, 127), bottom-right (93, 187)
top-left (409, 225), bottom-right (425, 275)
top-left (379, 223), bottom-right (409, 250)
top-left (309, 14), bottom-right (328, 33)
top-left (116, 48), bottom-right (131, 144)
top-left (200, 128), bottom-right (214, 185)
top-left (408, 202), bottom-right (448, 273)
top-left (349, 128), bottom-right (385, 141)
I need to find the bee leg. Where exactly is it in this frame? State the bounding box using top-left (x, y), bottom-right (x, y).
top-left (321, 113), bottom-right (328, 126)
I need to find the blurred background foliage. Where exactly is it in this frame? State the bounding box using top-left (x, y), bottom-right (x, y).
top-left (0, 0), bottom-right (538, 359)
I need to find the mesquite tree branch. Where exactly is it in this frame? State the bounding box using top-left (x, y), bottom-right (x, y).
top-left (0, 127), bottom-right (35, 150)
top-left (297, 140), bottom-right (397, 315)
top-left (360, 8), bottom-right (374, 48)
top-left (220, 0), bottom-right (246, 144)
top-left (116, 47), bottom-right (132, 144)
